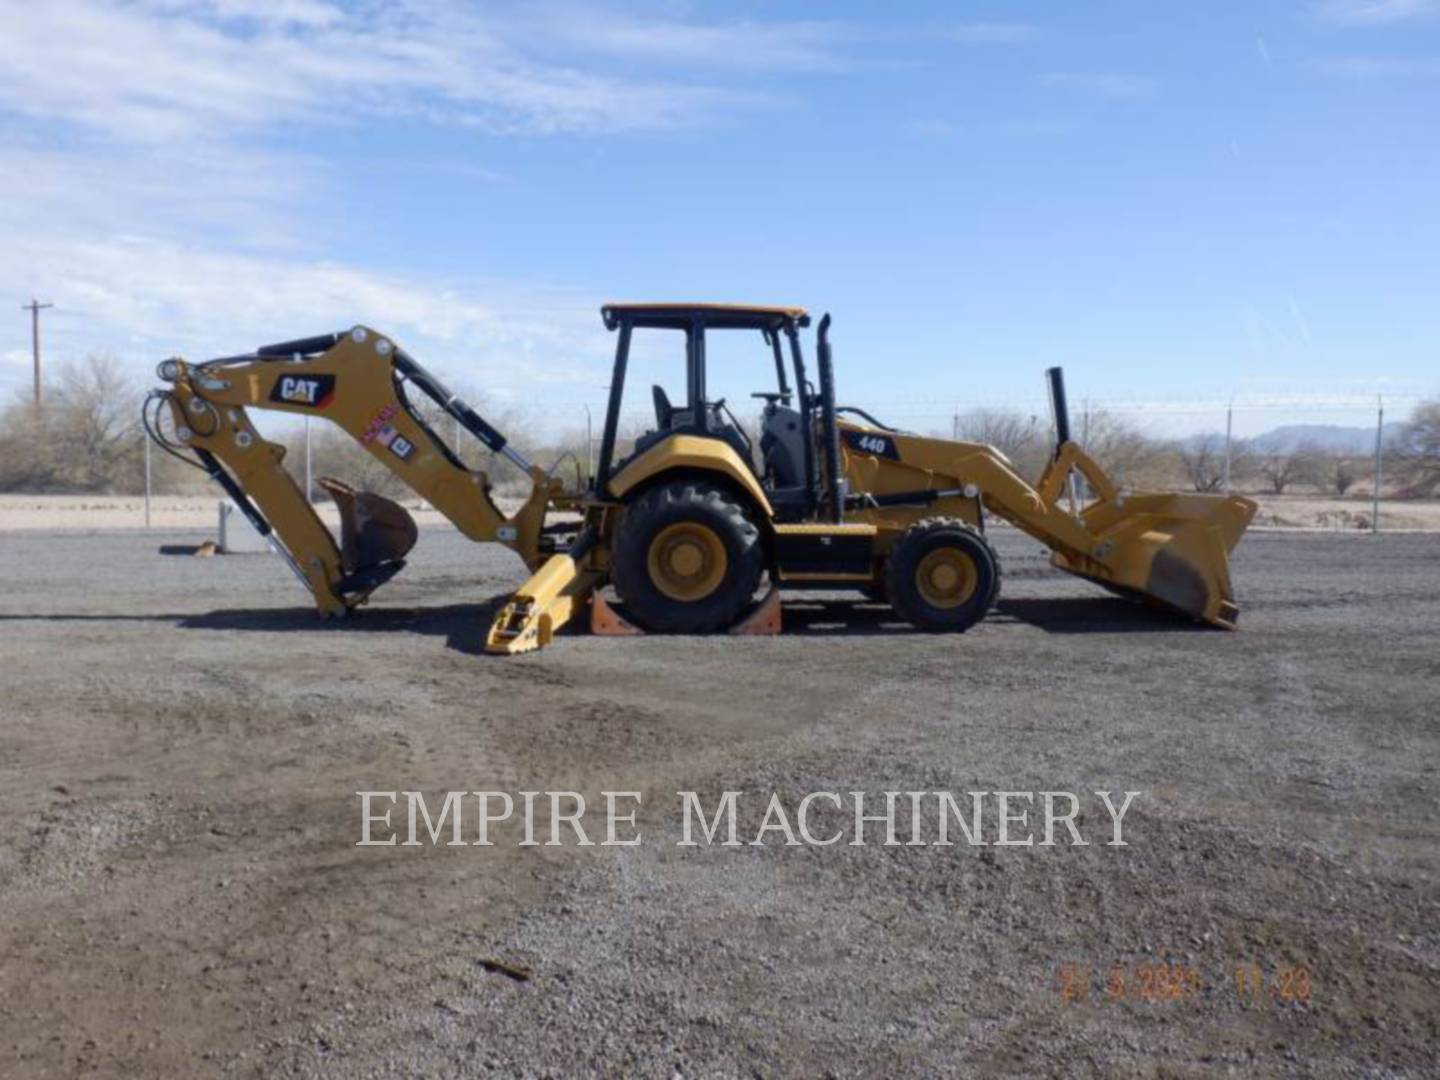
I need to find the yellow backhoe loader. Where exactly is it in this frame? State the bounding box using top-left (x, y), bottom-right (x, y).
top-left (144, 304), bottom-right (1255, 654)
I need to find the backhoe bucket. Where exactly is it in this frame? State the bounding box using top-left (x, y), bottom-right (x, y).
top-left (317, 477), bottom-right (418, 594)
top-left (1051, 492), bottom-right (1256, 628)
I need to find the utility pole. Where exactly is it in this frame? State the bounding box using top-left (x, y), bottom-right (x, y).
top-left (22, 299), bottom-right (53, 405)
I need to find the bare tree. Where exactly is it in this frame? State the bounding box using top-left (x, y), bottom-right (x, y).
top-left (0, 356), bottom-right (145, 492)
top-left (1256, 441), bottom-right (1322, 495)
top-left (1395, 400), bottom-right (1440, 496)
top-left (1077, 408), bottom-right (1152, 485)
top-left (1329, 457), bottom-right (1358, 497)
top-left (1178, 434), bottom-right (1226, 492)
top-left (952, 408), bottom-right (1049, 479)
top-left (0, 397), bottom-right (58, 489)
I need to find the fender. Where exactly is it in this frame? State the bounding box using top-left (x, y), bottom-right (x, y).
top-left (608, 434), bottom-right (774, 520)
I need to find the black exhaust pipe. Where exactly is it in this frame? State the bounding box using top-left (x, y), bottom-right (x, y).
top-left (1046, 366), bottom-right (1071, 459)
top-left (817, 314), bottom-right (844, 524)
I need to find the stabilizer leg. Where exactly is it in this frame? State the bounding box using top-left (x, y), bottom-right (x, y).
top-left (485, 531), bottom-right (600, 655)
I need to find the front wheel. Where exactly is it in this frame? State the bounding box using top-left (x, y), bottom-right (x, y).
top-left (885, 519), bottom-right (1000, 632)
top-left (611, 482), bottom-right (765, 633)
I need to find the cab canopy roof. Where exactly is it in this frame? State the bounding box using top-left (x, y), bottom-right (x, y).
top-left (601, 302), bottom-right (809, 331)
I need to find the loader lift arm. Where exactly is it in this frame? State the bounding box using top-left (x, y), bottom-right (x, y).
top-left (149, 326), bottom-right (564, 618)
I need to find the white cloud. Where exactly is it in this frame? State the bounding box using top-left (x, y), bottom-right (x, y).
top-left (0, 0), bottom-right (797, 142)
top-left (546, 15), bottom-right (852, 72)
top-left (1315, 0), bottom-right (1440, 24)
top-left (0, 232), bottom-right (614, 401)
top-left (139, 0), bottom-right (347, 28)
top-left (0, 1), bottom-right (854, 412)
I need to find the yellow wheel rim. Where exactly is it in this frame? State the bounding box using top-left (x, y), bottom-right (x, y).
top-left (915, 547), bottom-right (979, 609)
top-left (647, 522), bottom-right (728, 602)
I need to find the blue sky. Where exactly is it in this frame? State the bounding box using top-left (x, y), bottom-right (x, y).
top-left (2, 0), bottom-right (1437, 437)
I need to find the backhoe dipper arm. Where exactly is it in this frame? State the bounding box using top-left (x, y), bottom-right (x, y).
top-left (153, 326), bottom-right (557, 615)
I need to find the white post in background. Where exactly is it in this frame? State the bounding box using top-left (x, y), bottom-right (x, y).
top-left (1372, 395), bottom-right (1384, 535)
top-left (304, 415), bottom-right (313, 503)
top-left (1223, 403), bottom-right (1234, 493)
top-left (144, 426), bottom-right (152, 528)
top-left (584, 405), bottom-right (594, 483)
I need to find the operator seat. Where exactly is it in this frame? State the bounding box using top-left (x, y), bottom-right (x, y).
top-left (652, 384), bottom-right (674, 429)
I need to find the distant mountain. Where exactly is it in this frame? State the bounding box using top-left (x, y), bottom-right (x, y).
top-left (1248, 423), bottom-right (1407, 455)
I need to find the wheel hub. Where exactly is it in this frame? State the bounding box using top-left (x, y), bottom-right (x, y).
top-left (915, 548), bottom-right (978, 609)
top-left (648, 522), bottom-right (728, 602)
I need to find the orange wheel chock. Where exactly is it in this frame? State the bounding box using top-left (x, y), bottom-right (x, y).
top-left (730, 586), bottom-right (782, 636)
top-left (590, 592), bottom-right (644, 636)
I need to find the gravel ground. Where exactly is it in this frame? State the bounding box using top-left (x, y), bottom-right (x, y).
top-left (0, 525), bottom-right (1437, 1077)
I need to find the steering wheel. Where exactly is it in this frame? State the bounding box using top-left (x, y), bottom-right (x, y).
top-left (750, 391), bottom-right (788, 405)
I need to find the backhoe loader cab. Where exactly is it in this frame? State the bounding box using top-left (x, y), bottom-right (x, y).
top-left (146, 304), bottom-right (1256, 656)
top-left (594, 304), bottom-right (824, 519)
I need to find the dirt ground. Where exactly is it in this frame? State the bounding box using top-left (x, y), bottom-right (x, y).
top-left (1, 524), bottom-right (1437, 1077)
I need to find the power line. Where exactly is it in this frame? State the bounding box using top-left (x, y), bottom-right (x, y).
top-left (21, 298), bottom-right (54, 406)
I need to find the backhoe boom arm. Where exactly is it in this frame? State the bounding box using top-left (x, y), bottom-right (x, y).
top-left (150, 326), bottom-right (559, 616)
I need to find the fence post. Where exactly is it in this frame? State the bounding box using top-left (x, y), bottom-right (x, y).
top-left (585, 405), bottom-right (594, 483)
top-left (1371, 396), bottom-right (1384, 535)
top-left (1223, 404), bottom-right (1233, 493)
top-left (144, 426), bottom-right (152, 528)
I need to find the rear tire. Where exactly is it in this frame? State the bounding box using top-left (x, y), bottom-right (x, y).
top-left (612, 482), bottom-right (764, 633)
top-left (885, 518), bottom-right (999, 633)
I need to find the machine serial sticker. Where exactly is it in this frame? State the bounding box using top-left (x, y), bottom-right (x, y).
top-left (842, 430), bottom-right (900, 460)
top-left (268, 373), bottom-right (336, 409)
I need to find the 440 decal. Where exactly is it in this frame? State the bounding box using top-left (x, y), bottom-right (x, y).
top-left (841, 429), bottom-right (900, 460)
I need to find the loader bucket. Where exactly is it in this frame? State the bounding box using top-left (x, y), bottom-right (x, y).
top-left (1050, 492), bottom-right (1256, 628)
